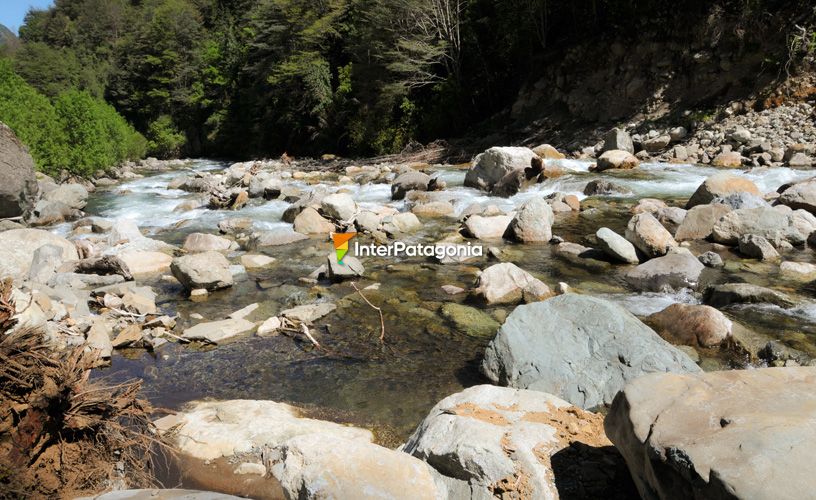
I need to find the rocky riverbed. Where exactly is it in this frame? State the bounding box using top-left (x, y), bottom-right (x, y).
top-left (4, 118), bottom-right (816, 498)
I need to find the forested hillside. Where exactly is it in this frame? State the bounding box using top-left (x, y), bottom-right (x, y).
top-left (2, 0), bottom-right (815, 170)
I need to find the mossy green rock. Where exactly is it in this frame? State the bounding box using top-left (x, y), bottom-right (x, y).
top-left (441, 303), bottom-right (500, 338)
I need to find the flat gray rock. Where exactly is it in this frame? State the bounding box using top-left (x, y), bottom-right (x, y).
top-left (624, 251), bottom-right (704, 292)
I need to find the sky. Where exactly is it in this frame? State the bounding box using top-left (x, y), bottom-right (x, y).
top-left (1, 0), bottom-right (54, 34)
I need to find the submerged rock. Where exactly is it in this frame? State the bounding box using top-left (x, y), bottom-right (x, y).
top-left (481, 295), bottom-right (700, 409)
top-left (606, 368), bottom-right (816, 500)
top-left (440, 302), bottom-right (500, 338)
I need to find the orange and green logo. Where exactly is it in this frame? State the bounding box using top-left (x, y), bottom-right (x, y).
top-left (332, 232), bottom-right (357, 265)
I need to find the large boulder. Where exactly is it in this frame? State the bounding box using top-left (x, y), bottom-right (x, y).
top-left (686, 173), bottom-right (761, 208)
top-left (171, 251), bottom-right (234, 291)
top-left (738, 234), bottom-right (780, 261)
top-left (711, 207), bottom-right (811, 246)
top-left (595, 150), bottom-right (639, 171)
top-left (506, 198), bottom-right (553, 242)
top-left (625, 213), bottom-right (677, 258)
top-left (596, 227), bottom-right (639, 264)
top-left (320, 192), bottom-right (357, 221)
top-left (464, 147), bottom-right (536, 192)
top-left (481, 295), bottom-right (700, 409)
top-left (43, 183), bottom-right (88, 210)
top-left (402, 385), bottom-right (633, 500)
top-left (778, 177), bottom-right (816, 214)
top-left (674, 204), bottom-right (732, 241)
top-left (391, 170), bottom-right (431, 200)
top-left (470, 262), bottom-right (551, 305)
top-left (601, 128), bottom-right (634, 154)
top-left (605, 368), bottom-right (816, 500)
top-left (646, 303), bottom-right (732, 347)
top-left (154, 399), bottom-right (373, 461)
top-left (270, 434), bottom-right (442, 500)
top-left (0, 122), bottom-right (38, 218)
top-left (0, 229), bottom-right (78, 281)
top-left (118, 251), bottom-right (173, 275)
top-left (462, 214), bottom-right (514, 240)
top-left (293, 207), bottom-right (335, 234)
top-left (624, 251), bottom-right (705, 292)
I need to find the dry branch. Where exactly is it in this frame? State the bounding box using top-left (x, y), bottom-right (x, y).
top-left (351, 283), bottom-right (386, 343)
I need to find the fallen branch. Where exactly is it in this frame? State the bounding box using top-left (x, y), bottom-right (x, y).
top-left (301, 324), bottom-right (321, 349)
top-left (351, 283), bottom-right (386, 343)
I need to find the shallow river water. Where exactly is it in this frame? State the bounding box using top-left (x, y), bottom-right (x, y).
top-left (79, 158), bottom-right (816, 439)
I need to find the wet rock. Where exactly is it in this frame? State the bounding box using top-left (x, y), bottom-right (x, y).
top-left (44, 183), bottom-right (88, 210)
top-left (248, 174), bottom-right (282, 200)
top-left (248, 229), bottom-right (309, 248)
top-left (778, 177), bottom-right (816, 214)
top-left (602, 128), bottom-right (634, 154)
top-left (320, 192), bottom-right (357, 221)
top-left (583, 179), bottom-right (631, 196)
top-left (625, 212), bottom-right (677, 258)
top-left (646, 303), bottom-right (732, 347)
top-left (154, 399), bottom-right (373, 461)
top-left (596, 227), bottom-right (639, 264)
top-left (605, 368), bottom-right (816, 500)
top-left (780, 261), bottom-right (816, 279)
top-left (595, 150), bottom-right (639, 171)
top-left (440, 302), bottom-right (500, 338)
top-left (270, 434), bottom-right (441, 500)
top-left (506, 198), bottom-right (553, 242)
top-left (119, 251), bottom-right (173, 275)
top-left (403, 385), bottom-right (630, 500)
top-left (553, 242), bottom-right (612, 272)
top-left (532, 143), bottom-right (565, 159)
top-left (686, 172), bottom-right (761, 208)
top-left (738, 234), bottom-right (780, 261)
top-left (711, 192), bottom-right (769, 209)
top-left (656, 206), bottom-right (686, 228)
top-left (171, 252), bottom-right (234, 291)
top-left (470, 262), bottom-right (551, 305)
top-left (624, 251), bottom-right (704, 292)
top-left (0, 229), bottom-right (79, 281)
top-left (674, 204), bottom-right (732, 241)
top-left (711, 151), bottom-right (744, 168)
top-left (411, 201), bottom-right (454, 217)
top-left (327, 253), bottom-right (364, 282)
top-left (481, 295), bottom-right (700, 409)
top-left (711, 207), bottom-right (810, 246)
top-left (698, 251), bottom-right (724, 268)
top-left (182, 318), bottom-right (256, 343)
top-left (293, 207), bottom-right (335, 234)
top-left (240, 254), bottom-right (275, 269)
top-left (462, 214), bottom-right (514, 240)
top-left (0, 122), bottom-right (39, 218)
top-left (218, 217), bottom-right (253, 235)
top-left (464, 146), bottom-right (537, 192)
top-left (281, 302), bottom-right (337, 323)
top-left (281, 190), bottom-right (326, 223)
top-left (391, 170), bottom-right (431, 200)
top-left (703, 283), bottom-right (795, 308)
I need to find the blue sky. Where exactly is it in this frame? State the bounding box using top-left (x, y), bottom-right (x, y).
top-left (1, 0), bottom-right (54, 34)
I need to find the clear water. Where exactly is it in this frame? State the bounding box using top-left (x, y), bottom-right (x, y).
top-left (81, 158), bottom-right (816, 437)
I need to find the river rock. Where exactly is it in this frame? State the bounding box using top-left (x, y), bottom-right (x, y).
top-left (596, 227), bottom-right (639, 264)
top-left (27, 199), bottom-right (80, 226)
top-left (711, 151), bottom-right (744, 168)
top-left (182, 318), bottom-right (256, 343)
top-left (470, 262), bottom-right (551, 305)
top-left (44, 183), bottom-right (88, 210)
top-left (0, 229), bottom-right (79, 281)
top-left (711, 192), bottom-right (769, 209)
top-left (553, 242), bottom-right (612, 272)
top-left (119, 251), bottom-right (173, 275)
top-left (280, 302), bottom-right (337, 323)
top-left (28, 244), bottom-right (64, 284)
top-left (738, 234), bottom-right (780, 261)
top-left (464, 147), bottom-right (537, 192)
top-left (382, 212), bottom-right (421, 234)
top-left (625, 212), bottom-right (677, 258)
top-left (780, 261), bottom-right (816, 279)
top-left (411, 200), bottom-right (454, 217)
top-left (154, 399), bottom-right (373, 461)
top-left (183, 233), bottom-right (234, 253)
top-left (605, 367), bottom-right (816, 500)
top-left (354, 210), bottom-right (382, 233)
top-left (646, 303), bottom-right (732, 347)
top-left (109, 219), bottom-right (144, 245)
top-left (218, 217), bottom-right (253, 235)
top-left (583, 179), bottom-right (631, 196)
top-left (481, 295), bottom-right (700, 409)
top-left (462, 214), bottom-right (514, 240)
top-left (788, 152), bottom-right (813, 167)
top-left (402, 385), bottom-right (630, 500)
top-left (595, 150), bottom-right (639, 171)
top-left (642, 134), bottom-right (671, 153)
top-left (674, 204), bottom-right (732, 241)
top-left (711, 207), bottom-right (810, 246)
top-left (778, 177), bottom-right (816, 214)
top-left (86, 316), bottom-right (113, 360)
top-left (270, 434), bottom-right (441, 500)
top-left (248, 229), bottom-right (309, 247)
top-left (704, 283), bottom-right (795, 308)
top-left (327, 253), bottom-right (364, 282)
top-left (76, 490), bottom-right (243, 500)
top-left (171, 252), bottom-right (234, 291)
top-left (686, 173), bottom-right (761, 208)
top-left (320, 192), bottom-right (357, 221)
top-left (0, 122), bottom-right (39, 218)
top-left (624, 251), bottom-right (704, 292)
top-left (391, 170), bottom-right (431, 200)
top-left (532, 143), bottom-right (565, 159)
top-left (698, 251), bottom-right (724, 268)
top-left (602, 128), bottom-right (634, 154)
top-left (506, 198), bottom-right (553, 242)
top-left (293, 207), bottom-right (335, 234)
top-left (440, 303), bottom-right (500, 338)
top-left (240, 254), bottom-right (275, 268)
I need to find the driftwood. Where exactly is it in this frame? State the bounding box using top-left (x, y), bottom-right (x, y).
top-left (351, 282), bottom-right (386, 343)
top-left (70, 255), bottom-right (133, 281)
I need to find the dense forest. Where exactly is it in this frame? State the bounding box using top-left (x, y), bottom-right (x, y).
top-left (0, 0), bottom-right (814, 175)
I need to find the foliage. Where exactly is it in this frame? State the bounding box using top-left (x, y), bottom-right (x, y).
top-left (146, 115), bottom-right (186, 158)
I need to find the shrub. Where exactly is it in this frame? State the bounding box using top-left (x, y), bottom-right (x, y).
top-left (146, 115), bottom-right (185, 159)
